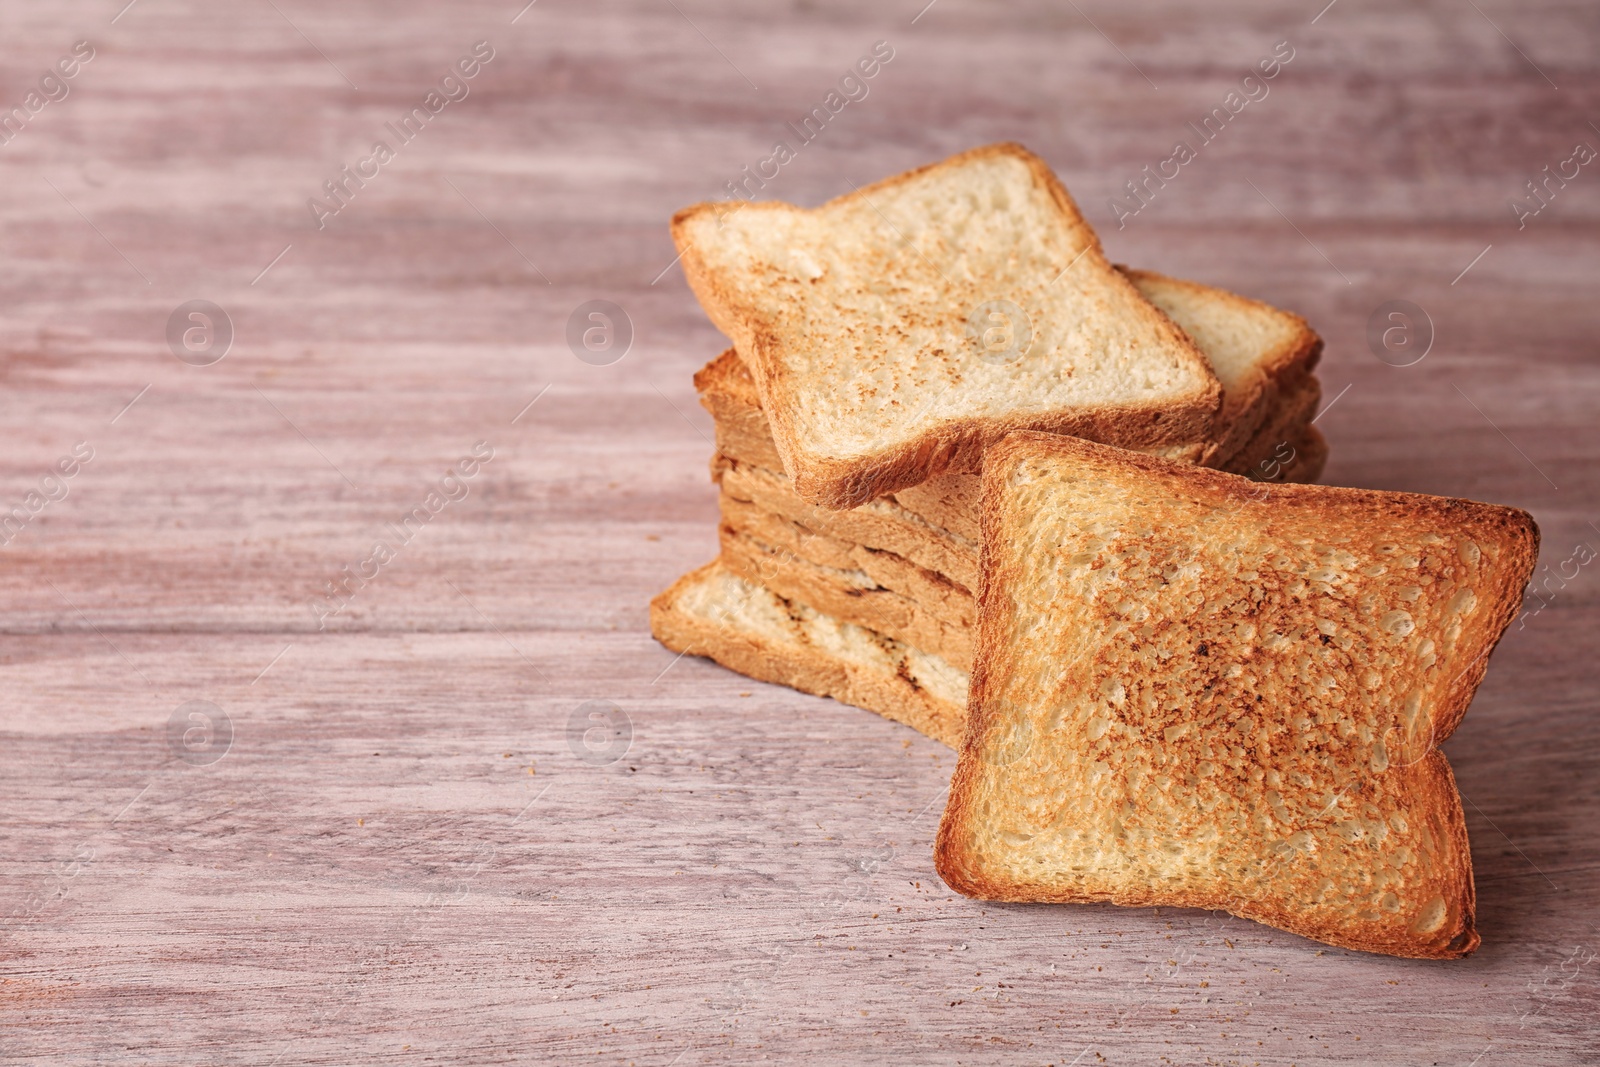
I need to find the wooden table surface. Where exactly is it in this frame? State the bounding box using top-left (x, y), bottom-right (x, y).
top-left (2, 1), bottom-right (1597, 1063)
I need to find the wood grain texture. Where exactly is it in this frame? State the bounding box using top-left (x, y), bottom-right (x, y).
top-left (1, 0), bottom-right (1597, 1063)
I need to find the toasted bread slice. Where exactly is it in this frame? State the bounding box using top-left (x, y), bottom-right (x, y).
top-left (935, 432), bottom-right (1538, 959)
top-left (718, 505), bottom-right (977, 672)
top-left (673, 143), bottom-right (1222, 508)
top-left (1122, 268), bottom-right (1320, 464)
top-left (717, 455), bottom-right (982, 591)
top-left (1222, 376), bottom-right (1321, 478)
top-left (658, 435), bottom-right (1325, 751)
top-left (700, 347), bottom-right (1324, 547)
top-left (649, 560), bottom-right (965, 746)
top-left (716, 420), bottom-right (1323, 679)
top-left (715, 390), bottom-right (1324, 625)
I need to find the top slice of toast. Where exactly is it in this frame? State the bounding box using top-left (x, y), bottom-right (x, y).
top-left (693, 265), bottom-right (1321, 488)
top-left (672, 143), bottom-right (1223, 509)
top-left (935, 432), bottom-right (1538, 958)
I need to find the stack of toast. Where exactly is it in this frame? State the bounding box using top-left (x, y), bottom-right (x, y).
top-left (651, 144), bottom-right (1537, 958)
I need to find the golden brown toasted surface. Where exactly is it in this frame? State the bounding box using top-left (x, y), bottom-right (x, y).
top-left (673, 143), bottom-right (1221, 508)
top-left (936, 432), bottom-right (1539, 959)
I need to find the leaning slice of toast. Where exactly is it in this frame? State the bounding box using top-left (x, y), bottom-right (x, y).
top-left (673, 143), bottom-right (1222, 508)
top-left (936, 432), bottom-right (1538, 958)
top-left (1122, 268), bottom-right (1320, 465)
top-left (649, 560), bottom-right (966, 746)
